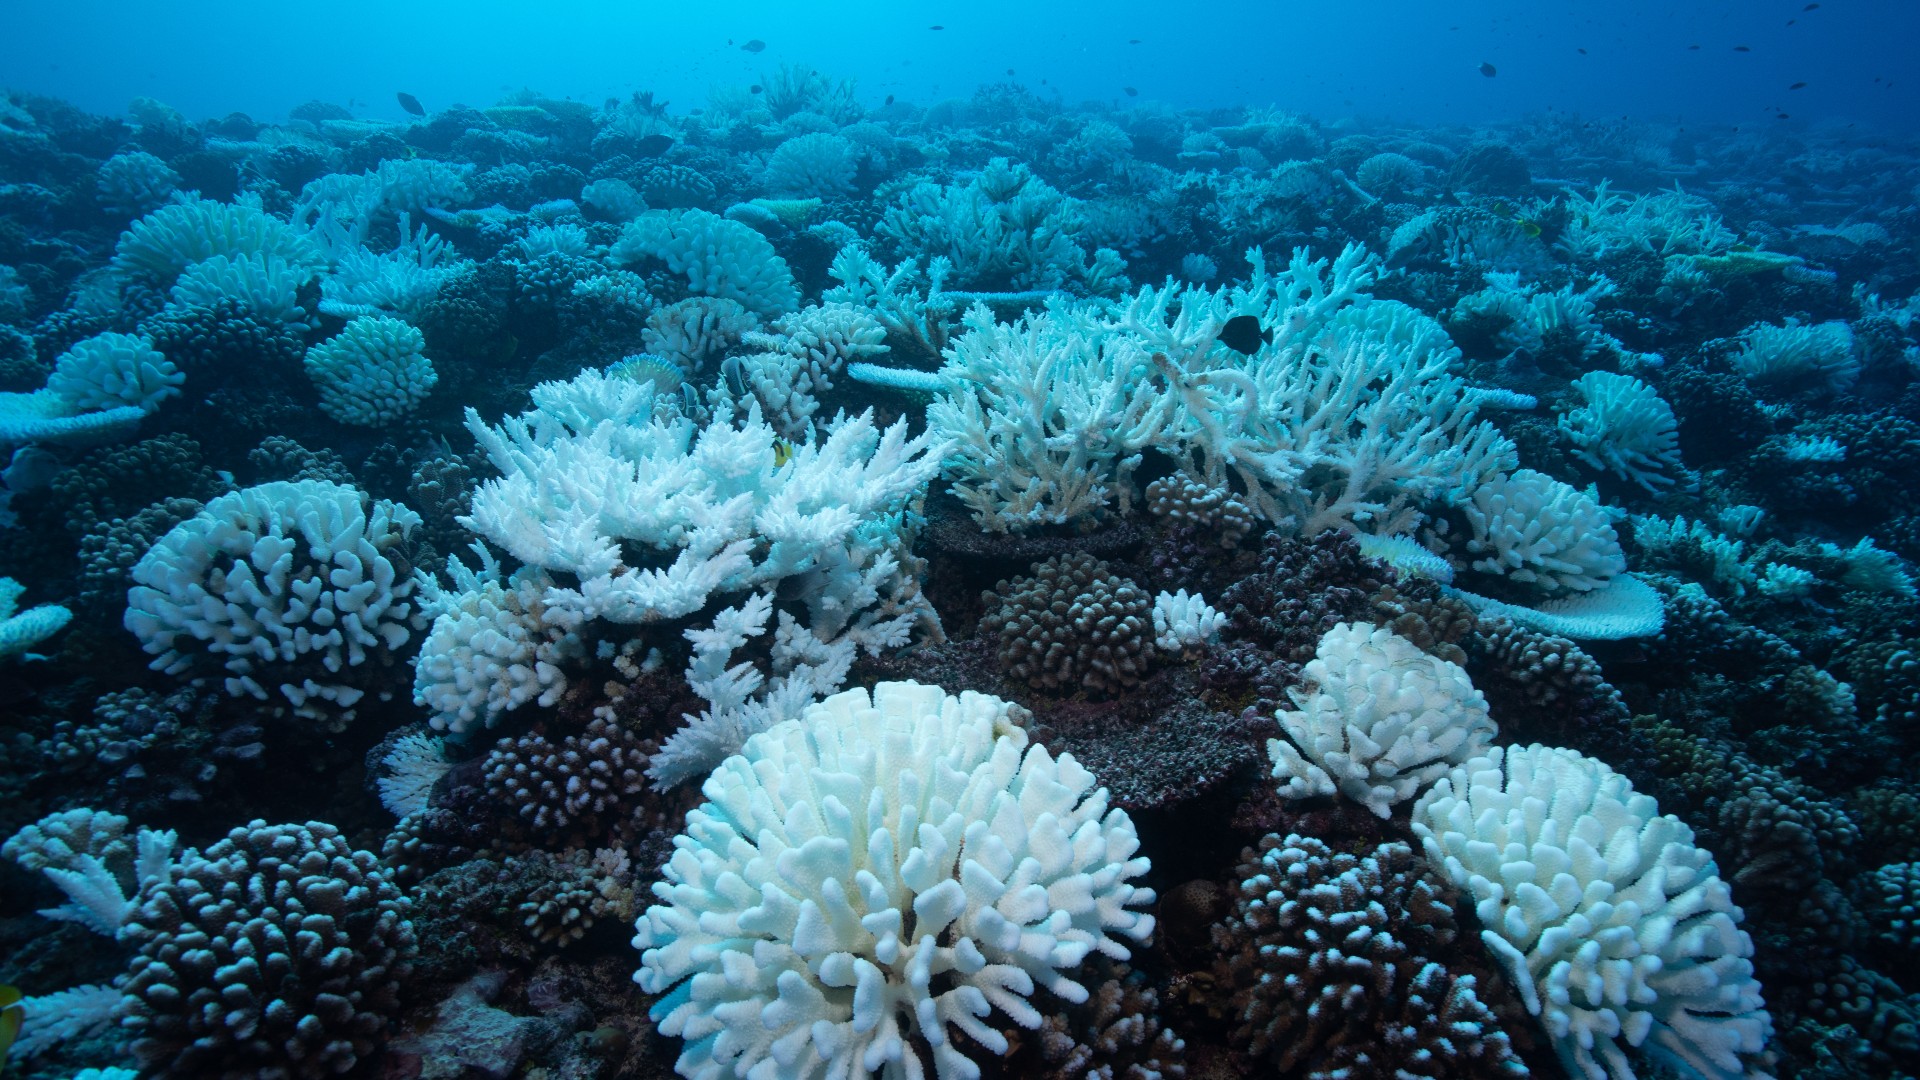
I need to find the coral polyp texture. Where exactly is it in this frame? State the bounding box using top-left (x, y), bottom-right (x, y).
top-left (634, 681), bottom-right (1155, 1080)
top-left (1412, 744), bottom-right (1771, 1080)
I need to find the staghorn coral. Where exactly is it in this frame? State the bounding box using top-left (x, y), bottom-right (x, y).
top-left (980, 553), bottom-right (1158, 695)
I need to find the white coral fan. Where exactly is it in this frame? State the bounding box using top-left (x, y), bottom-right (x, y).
top-left (1412, 743), bottom-right (1771, 1080)
top-left (126, 479), bottom-right (428, 725)
top-left (635, 681), bottom-right (1155, 1080)
top-left (1463, 468), bottom-right (1626, 594)
top-left (1267, 621), bottom-right (1496, 818)
top-left (46, 331), bottom-right (183, 414)
top-left (303, 315), bottom-right (439, 425)
top-left (1151, 589), bottom-right (1224, 653)
top-left (1560, 371), bottom-right (1684, 494)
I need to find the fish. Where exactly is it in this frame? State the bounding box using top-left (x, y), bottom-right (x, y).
top-left (1734, 45), bottom-right (1751, 51)
top-left (1789, 81), bottom-right (1807, 90)
top-left (741, 39), bottom-right (766, 53)
top-left (1123, 86), bottom-right (1138, 96)
top-left (930, 24), bottom-right (944, 30)
top-left (1129, 38), bottom-right (1141, 44)
top-left (750, 84), bottom-right (763, 94)
top-left (1219, 315), bottom-right (1272, 356)
top-left (1778, 113), bottom-right (1790, 119)
top-left (1478, 62), bottom-right (1497, 77)
top-left (773, 440), bottom-right (796, 467)
top-left (396, 91), bottom-right (425, 116)
top-left (1806, 2), bottom-right (1820, 8)
top-left (634, 134), bottom-right (674, 156)
top-left (1688, 44), bottom-right (1701, 50)
top-left (1006, 68), bottom-right (1015, 75)
top-left (885, 94), bottom-right (895, 105)
top-left (1577, 48), bottom-right (1587, 55)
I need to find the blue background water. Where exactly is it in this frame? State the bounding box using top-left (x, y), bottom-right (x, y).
top-left (6, 0), bottom-right (1917, 132)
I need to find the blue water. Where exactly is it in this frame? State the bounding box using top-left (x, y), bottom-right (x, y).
top-left (6, 0), bottom-right (1919, 130)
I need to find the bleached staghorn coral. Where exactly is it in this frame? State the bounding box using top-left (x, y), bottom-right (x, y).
top-left (1412, 744), bottom-right (1771, 1080)
top-left (0, 575), bottom-right (73, 661)
top-left (414, 369), bottom-right (947, 736)
top-left (821, 245), bottom-right (961, 360)
top-left (126, 479), bottom-right (429, 726)
top-left (1561, 372), bottom-right (1684, 493)
top-left (1267, 621), bottom-right (1496, 818)
top-left (1557, 180), bottom-right (1737, 260)
top-left (635, 681), bottom-right (1155, 1080)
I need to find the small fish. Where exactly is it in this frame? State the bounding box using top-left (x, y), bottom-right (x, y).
top-left (929, 24), bottom-right (944, 30)
top-left (1006, 68), bottom-right (1015, 75)
top-left (634, 134), bottom-right (674, 156)
top-left (1123, 86), bottom-right (1138, 96)
top-left (741, 39), bottom-right (766, 53)
top-left (396, 91), bottom-right (425, 116)
top-left (1805, 2), bottom-right (1819, 9)
top-left (1577, 48), bottom-right (1587, 54)
top-left (749, 84), bottom-right (763, 94)
top-left (885, 94), bottom-right (895, 105)
top-left (1219, 315), bottom-right (1272, 356)
top-left (1478, 61), bottom-right (1497, 77)
top-left (1778, 113), bottom-right (1790, 119)
top-left (1789, 81), bottom-right (1807, 89)
top-left (1129, 38), bottom-right (1141, 44)
top-left (1734, 45), bottom-right (1751, 52)
top-left (1688, 44), bottom-right (1701, 50)
top-left (773, 440), bottom-right (796, 467)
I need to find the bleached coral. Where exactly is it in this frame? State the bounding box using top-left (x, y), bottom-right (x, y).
top-left (1561, 372), bottom-right (1684, 492)
top-left (170, 252), bottom-right (319, 330)
top-left (611, 208), bottom-right (799, 316)
top-left (722, 301), bottom-right (890, 436)
top-left (641, 295), bottom-right (760, 374)
top-left (1412, 743), bottom-right (1771, 1080)
top-left (46, 332), bottom-right (183, 414)
top-left (126, 479), bottom-right (428, 725)
top-left (415, 369), bottom-right (946, 734)
top-left (1462, 468), bottom-right (1626, 594)
top-left (0, 575), bottom-right (73, 661)
top-left (1733, 319), bottom-right (1859, 396)
top-left (759, 132), bottom-right (858, 197)
top-left (303, 315), bottom-right (439, 425)
top-left (877, 158), bottom-right (1126, 294)
top-left (1151, 589), bottom-right (1225, 653)
top-left (377, 732), bottom-right (451, 817)
top-left (114, 194), bottom-right (325, 286)
top-left (1267, 621), bottom-right (1496, 818)
top-left (635, 681), bottom-right (1155, 1080)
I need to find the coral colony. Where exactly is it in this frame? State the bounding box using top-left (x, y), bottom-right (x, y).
top-left (3, 61), bottom-right (1920, 1080)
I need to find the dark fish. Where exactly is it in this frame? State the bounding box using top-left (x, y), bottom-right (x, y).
top-left (1219, 315), bottom-right (1272, 356)
top-left (1789, 81), bottom-right (1807, 90)
top-left (1805, 2), bottom-right (1819, 9)
top-left (741, 39), bottom-right (766, 53)
top-left (1577, 48), bottom-right (1587, 54)
top-left (1688, 44), bottom-right (1701, 49)
top-left (1128, 38), bottom-right (1141, 44)
top-left (749, 84), bottom-right (763, 94)
top-left (1478, 61), bottom-right (1497, 77)
top-left (1778, 112), bottom-right (1790, 119)
top-left (1123, 86), bottom-right (1138, 96)
top-left (634, 134), bottom-right (674, 156)
top-left (929, 24), bottom-right (944, 30)
top-left (1734, 45), bottom-right (1751, 51)
top-left (1006, 68), bottom-right (1015, 75)
top-left (885, 94), bottom-right (895, 105)
top-left (396, 91), bottom-right (425, 116)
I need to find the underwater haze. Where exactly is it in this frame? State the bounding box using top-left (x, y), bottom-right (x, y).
top-left (3, 2), bottom-right (1920, 1080)
top-left (6, 0), bottom-right (1920, 129)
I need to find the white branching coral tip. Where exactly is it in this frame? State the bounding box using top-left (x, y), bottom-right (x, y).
top-left (634, 680), bottom-right (1155, 1080)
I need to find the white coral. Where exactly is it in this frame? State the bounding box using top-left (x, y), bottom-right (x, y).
top-left (1561, 371), bottom-right (1684, 493)
top-left (635, 681), bottom-right (1155, 1080)
top-left (1412, 744), bottom-right (1771, 1080)
top-left (46, 331), bottom-right (182, 414)
top-left (303, 315), bottom-right (439, 425)
top-left (611, 208), bottom-right (799, 316)
top-left (1266, 621), bottom-right (1495, 818)
top-left (1733, 319), bottom-right (1858, 395)
top-left (1150, 589), bottom-right (1224, 652)
top-left (1463, 469), bottom-right (1626, 594)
